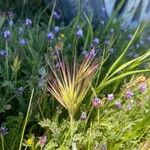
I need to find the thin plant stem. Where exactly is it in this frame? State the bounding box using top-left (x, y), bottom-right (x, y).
top-left (18, 89), bottom-right (34, 150)
top-left (47, 0), bottom-right (56, 33)
top-left (97, 109), bottom-right (100, 123)
top-left (5, 41), bottom-right (9, 80)
top-left (1, 135), bottom-right (4, 150)
top-left (69, 113), bottom-right (75, 138)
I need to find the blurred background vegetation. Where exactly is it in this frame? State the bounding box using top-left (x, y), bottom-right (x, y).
top-left (0, 0), bottom-right (52, 18)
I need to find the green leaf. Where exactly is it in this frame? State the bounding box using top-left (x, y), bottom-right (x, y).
top-left (106, 26), bottom-right (141, 77)
top-left (97, 69), bottom-right (150, 91)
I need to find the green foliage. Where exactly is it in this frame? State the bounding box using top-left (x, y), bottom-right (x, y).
top-left (0, 2), bottom-right (150, 150)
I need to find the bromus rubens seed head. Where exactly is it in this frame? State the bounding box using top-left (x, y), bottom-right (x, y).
top-left (46, 49), bottom-right (99, 118)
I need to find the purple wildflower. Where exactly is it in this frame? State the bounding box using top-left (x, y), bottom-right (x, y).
top-left (19, 39), bottom-right (27, 46)
top-left (25, 18), bottom-right (32, 26)
top-left (80, 112), bottom-right (87, 120)
top-left (0, 127), bottom-right (8, 136)
top-left (53, 11), bottom-right (60, 20)
top-left (47, 32), bottom-right (55, 40)
top-left (115, 101), bottom-right (122, 109)
top-left (3, 30), bottom-right (11, 39)
top-left (107, 94), bottom-right (114, 101)
top-left (92, 97), bottom-right (101, 108)
top-left (125, 90), bottom-right (134, 99)
top-left (0, 50), bottom-right (7, 57)
top-left (76, 28), bottom-right (83, 38)
top-left (53, 26), bottom-right (60, 33)
top-left (38, 135), bottom-right (47, 148)
top-left (139, 83), bottom-right (147, 93)
top-left (93, 38), bottom-right (100, 45)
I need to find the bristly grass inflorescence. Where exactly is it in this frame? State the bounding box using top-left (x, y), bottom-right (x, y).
top-left (46, 48), bottom-right (99, 119)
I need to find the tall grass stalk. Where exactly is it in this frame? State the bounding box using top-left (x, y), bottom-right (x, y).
top-left (18, 89), bottom-right (34, 150)
top-left (1, 135), bottom-right (4, 150)
top-left (5, 42), bottom-right (9, 80)
top-left (47, 0), bottom-right (56, 33)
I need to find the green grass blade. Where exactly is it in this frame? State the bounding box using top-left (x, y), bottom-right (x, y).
top-left (97, 69), bottom-right (150, 91)
top-left (105, 26), bottom-right (141, 77)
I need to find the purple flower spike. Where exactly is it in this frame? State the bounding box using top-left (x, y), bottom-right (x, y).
top-left (115, 101), bottom-right (122, 109)
top-left (0, 50), bottom-right (7, 57)
top-left (3, 30), bottom-right (11, 39)
top-left (53, 11), bottom-right (60, 20)
top-left (80, 112), bottom-right (87, 120)
top-left (107, 94), bottom-right (114, 101)
top-left (76, 28), bottom-right (83, 38)
top-left (92, 97), bottom-right (101, 108)
top-left (19, 39), bottom-right (27, 46)
top-left (125, 90), bottom-right (134, 99)
top-left (0, 127), bottom-right (8, 136)
top-left (25, 18), bottom-right (32, 26)
top-left (38, 135), bottom-right (47, 148)
top-left (53, 26), bottom-right (60, 33)
top-left (139, 84), bottom-right (147, 93)
top-left (93, 38), bottom-right (100, 45)
top-left (47, 32), bottom-right (55, 40)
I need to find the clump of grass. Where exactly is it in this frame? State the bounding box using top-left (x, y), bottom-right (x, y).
top-left (46, 49), bottom-right (98, 136)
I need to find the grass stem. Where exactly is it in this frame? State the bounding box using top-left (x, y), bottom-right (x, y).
top-left (1, 135), bottom-right (4, 150)
top-left (18, 89), bottom-right (34, 150)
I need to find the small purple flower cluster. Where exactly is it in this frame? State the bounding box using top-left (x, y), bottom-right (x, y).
top-left (80, 112), bottom-right (87, 120)
top-left (124, 90), bottom-right (134, 99)
top-left (0, 127), bottom-right (8, 136)
top-left (53, 11), bottom-right (60, 20)
top-left (93, 38), bottom-right (100, 45)
top-left (47, 32), bottom-right (55, 40)
top-left (25, 18), bottom-right (32, 27)
top-left (76, 28), bottom-right (83, 38)
top-left (19, 39), bottom-right (27, 46)
top-left (3, 30), bottom-right (11, 40)
top-left (107, 94), bottom-right (114, 101)
top-left (92, 97), bottom-right (101, 108)
top-left (38, 135), bottom-right (47, 148)
top-left (138, 83), bottom-right (147, 93)
top-left (0, 50), bottom-right (7, 57)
